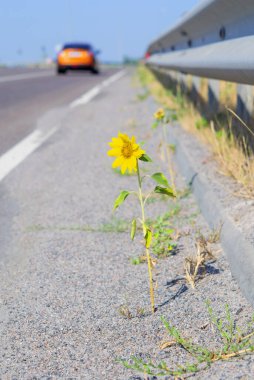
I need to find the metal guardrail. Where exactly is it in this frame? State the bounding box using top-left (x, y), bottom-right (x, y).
top-left (146, 0), bottom-right (254, 85)
top-left (146, 0), bottom-right (254, 307)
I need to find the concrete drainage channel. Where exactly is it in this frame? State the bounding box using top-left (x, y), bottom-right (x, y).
top-left (167, 123), bottom-right (254, 307)
top-left (145, 0), bottom-right (254, 308)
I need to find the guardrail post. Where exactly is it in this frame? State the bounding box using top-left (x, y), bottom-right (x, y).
top-left (236, 84), bottom-right (254, 124)
top-left (235, 84), bottom-right (254, 141)
top-left (191, 76), bottom-right (200, 106)
top-left (178, 72), bottom-right (186, 93)
top-left (208, 79), bottom-right (220, 115)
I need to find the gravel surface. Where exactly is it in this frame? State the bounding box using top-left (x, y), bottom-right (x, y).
top-left (0, 70), bottom-right (254, 379)
top-left (167, 119), bottom-right (254, 307)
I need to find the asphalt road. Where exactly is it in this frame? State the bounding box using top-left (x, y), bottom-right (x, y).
top-left (0, 66), bottom-right (120, 155)
top-left (0, 70), bottom-right (253, 379)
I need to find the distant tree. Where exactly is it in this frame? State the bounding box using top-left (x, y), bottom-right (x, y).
top-left (122, 55), bottom-right (139, 65)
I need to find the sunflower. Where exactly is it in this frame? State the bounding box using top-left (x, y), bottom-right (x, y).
top-left (108, 133), bottom-right (145, 174)
top-left (154, 108), bottom-right (165, 121)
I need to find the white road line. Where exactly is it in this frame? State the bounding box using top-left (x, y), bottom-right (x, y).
top-left (69, 86), bottom-right (101, 108)
top-left (101, 70), bottom-right (126, 87)
top-left (0, 71), bottom-right (53, 84)
top-left (0, 126), bottom-right (59, 183)
top-left (69, 69), bottom-right (126, 108)
top-left (0, 69), bottom-right (126, 183)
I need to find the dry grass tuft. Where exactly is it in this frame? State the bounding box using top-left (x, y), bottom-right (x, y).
top-left (205, 121), bottom-right (254, 198)
top-left (118, 305), bottom-right (133, 319)
top-left (184, 237), bottom-right (215, 288)
top-left (137, 65), bottom-right (254, 198)
top-left (199, 224), bottom-right (222, 244)
top-left (219, 81), bottom-right (237, 108)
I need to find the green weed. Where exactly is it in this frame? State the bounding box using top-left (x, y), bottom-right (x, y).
top-left (130, 256), bottom-right (146, 265)
top-left (26, 218), bottom-right (129, 234)
top-left (136, 90), bottom-right (150, 101)
top-left (147, 208), bottom-right (180, 257)
top-left (195, 117), bottom-right (209, 130)
top-left (119, 302), bottom-right (254, 377)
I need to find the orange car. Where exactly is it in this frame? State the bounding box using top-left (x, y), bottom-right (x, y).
top-left (56, 43), bottom-right (100, 74)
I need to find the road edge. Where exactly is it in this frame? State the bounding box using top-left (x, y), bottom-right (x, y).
top-left (169, 125), bottom-right (254, 306)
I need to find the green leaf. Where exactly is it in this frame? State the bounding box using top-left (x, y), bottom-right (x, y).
top-left (168, 143), bottom-right (176, 152)
top-left (154, 185), bottom-right (175, 197)
top-left (130, 219), bottom-right (136, 240)
top-left (151, 172), bottom-right (170, 187)
top-left (139, 153), bottom-right (152, 162)
top-left (151, 121), bottom-right (159, 129)
top-left (113, 190), bottom-right (130, 210)
top-left (171, 113), bottom-right (178, 121)
top-left (144, 225), bottom-right (152, 248)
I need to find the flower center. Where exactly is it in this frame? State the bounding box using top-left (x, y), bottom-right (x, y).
top-left (121, 142), bottom-right (133, 158)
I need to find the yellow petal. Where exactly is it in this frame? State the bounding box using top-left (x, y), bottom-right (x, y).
top-left (128, 156), bottom-right (137, 172)
top-left (132, 143), bottom-right (139, 151)
top-left (121, 160), bottom-right (128, 174)
top-left (107, 148), bottom-right (121, 157)
top-left (119, 133), bottom-right (130, 143)
top-left (133, 148), bottom-right (145, 158)
top-left (131, 136), bottom-right (136, 144)
top-left (109, 138), bottom-right (123, 148)
top-left (112, 156), bottom-right (124, 168)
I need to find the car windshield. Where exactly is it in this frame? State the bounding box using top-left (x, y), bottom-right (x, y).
top-left (63, 43), bottom-right (92, 51)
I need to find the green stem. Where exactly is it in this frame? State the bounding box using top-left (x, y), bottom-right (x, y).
top-left (162, 124), bottom-right (176, 196)
top-left (136, 159), bottom-right (155, 314)
top-left (143, 190), bottom-right (155, 206)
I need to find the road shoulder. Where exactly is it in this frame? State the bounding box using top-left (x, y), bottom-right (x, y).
top-left (0, 71), bottom-right (253, 379)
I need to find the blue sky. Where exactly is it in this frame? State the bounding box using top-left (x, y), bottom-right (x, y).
top-left (0, 0), bottom-right (200, 65)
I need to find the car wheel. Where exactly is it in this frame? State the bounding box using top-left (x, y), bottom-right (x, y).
top-left (91, 63), bottom-right (100, 74)
top-left (57, 66), bottom-right (66, 75)
top-left (91, 68), bottom-right (99, 74)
